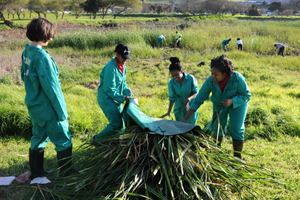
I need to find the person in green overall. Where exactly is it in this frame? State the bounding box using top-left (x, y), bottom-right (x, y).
top-left (175, 31), bottom-right (182, 47)
top-left (160, 57), bottom-right (198, 124)
top-left (156, 34), bottom-right (166, 48)
top-left (21, 18), bottom-right (73, 180)
top-left (182, 55), bottom-right (251, 159)
top-left (91, 43), bottom-right (133, 140)
top-left (222, 38), bottom-right (231, 51)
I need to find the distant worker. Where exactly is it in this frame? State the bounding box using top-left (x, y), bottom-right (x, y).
top-left (237, 38), bottom-right (243, 51)
top-left (222, 38), bottom-right (231, 52)
top-left (274, 43), bottom-right (285, 57)
top-left (160, 57), bottom-right (198, 124)
top-left (156, 34), bottom-right (166, 48)
top-left (175, 31), bottom-right (182, 47)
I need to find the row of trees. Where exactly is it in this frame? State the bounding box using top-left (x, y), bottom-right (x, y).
top-left (143, 0), bottom-right (300, 17)
top-left (0, 0), bottom-right (142, 21)
top-left (2, 0), bottom-right (300, 22)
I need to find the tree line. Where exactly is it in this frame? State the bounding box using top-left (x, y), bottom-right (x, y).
top-left (1, 0), bottom-right (300, 22)
top-left (0, 0), bottom-right (142, 21)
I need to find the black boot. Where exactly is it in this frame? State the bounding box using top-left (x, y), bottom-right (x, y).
top-left (57, 146), bottom-right (72, 176)
top-left (29, 148), bottom-right (45, 180)
top-left (213, 135), bottom-right (223, 147)
top-left (232, 139), bottom-right (244, 159)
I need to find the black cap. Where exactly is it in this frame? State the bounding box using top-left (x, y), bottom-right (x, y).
top-left (114, 43), bottom-right (132, 60)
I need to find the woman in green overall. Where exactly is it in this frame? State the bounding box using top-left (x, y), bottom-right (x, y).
top-left (182, 55), bottom-right (251, 159)
top-left (21, 18), bottom-right (73, 179)
top-left (91, 43), bottom-right (133, 140)
top-left (161, 57), bottom-right (198, 124)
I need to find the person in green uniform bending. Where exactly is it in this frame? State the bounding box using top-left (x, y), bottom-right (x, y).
top-left (222, 38), bottom-right (231, 51)
top-left (91, 43), bottom-right (133, 140)
top-left (182, 55), bottom-right (251, 159)
top-left (160, 57), bottom-right (198, 124)
top-left (21, 18), bottom-right (73, 180)
top-left (175, 31), bottom-right (182, 47)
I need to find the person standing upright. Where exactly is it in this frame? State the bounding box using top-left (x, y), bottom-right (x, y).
top-left (237, 38), bottom-right (243, 51)
top-left (21, 18), bottom-right (73, 180)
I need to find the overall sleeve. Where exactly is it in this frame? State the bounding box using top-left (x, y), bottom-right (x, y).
top-left (231, 76), bottom-right (251, 108)
top-left (103, 66), bottom-right (126, 104)
top-left (168, 81), bottom-right (176, 102)
top-left (122, 68), bottom-right (133, 97)
top-left (190, 78), bottom-right (211, 111)
top-left (21, 53), bottom-right (25, 82)
top-left (37, 57), bottom-right (68, 121)
top-left (191, 76), bottom-right (198, 94)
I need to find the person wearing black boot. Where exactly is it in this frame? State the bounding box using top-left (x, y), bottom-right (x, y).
top-left (182, 55), bottom-right (251, 159)
top-left (22, 18), bottom-right (73, 180)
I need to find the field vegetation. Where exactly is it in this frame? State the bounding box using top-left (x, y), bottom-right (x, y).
top-left (0, 16), bottom-right (300, 199)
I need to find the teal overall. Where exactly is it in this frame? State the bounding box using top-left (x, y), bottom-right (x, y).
top-left (222, 39), bottom-right (231, 50)
top-left (94, 57), bottom-right (132, 139)
top-left (190, 72), bottom-right (251, 140)
top-left (169, 72), bottom-right (198, 124)
top-left (21, 44), bottom-right (72, 152)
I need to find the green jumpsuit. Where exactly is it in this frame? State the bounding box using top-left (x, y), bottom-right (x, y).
top-left (222, 39), bottom-right (231, 50)
top-left (190, 72), bottom-right (251, 140)
top-left (94, 57), bottom-right (132, 139)
top-left (169, 72), bottom-right (198, 124)
top-left (21, 44), bottom-right (72, 152)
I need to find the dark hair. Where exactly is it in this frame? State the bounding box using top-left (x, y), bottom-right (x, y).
top-left (274, 44), bottom-right (277, 47)
top-left (211, 55), bottom-right (234, 75)
top-left (237, 38), bottom-right (240, 40)
top-left (26, 18), bottom-right (56, 42)
top-left (169, 57), bottom-right (182, 71)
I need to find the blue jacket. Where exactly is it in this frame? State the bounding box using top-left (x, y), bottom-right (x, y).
top-left (190, 71), bottom-right (251, 111)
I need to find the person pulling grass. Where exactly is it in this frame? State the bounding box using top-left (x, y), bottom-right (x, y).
top-left (182, 55), bottom-right (251, 159)
top-left (160, 57), bottom-right (198, 124)
top-left (156, 34), bottom-right (166, 48)
top-left (21, 18), bottom-right (73, 180)
top-left (274, 43), bottom-right (285, 57)
top-left (237, 38), bottom-right (243, 51)
top-left (175, 31), bottom-right (182, 47)
top-left (222, 38), bottom-right (231, 52)
top-left (91, 43), bottom-right (133, 140)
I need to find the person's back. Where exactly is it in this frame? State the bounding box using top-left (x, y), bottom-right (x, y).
top-left (21, 17), bottom-right (73, 180)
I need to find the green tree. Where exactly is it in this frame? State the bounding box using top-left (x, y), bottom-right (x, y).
top-left (45, 0), bottom-right (67, 19)
top-left (113, 0), bottom-right (142, 19)
top-left (11, 0), bottom-right (27, 20)
top-left (248, 4), bottom-right (261, 16)
top-left (69, 0), bottom-right (84, 19)
top-left (27, 0), bottom-right (46, 17)
top-left (0, 0), bottom-right (15, 20)
top-left (156, 5), bottom-right (162, 14)
top-left (269, 2), bottom-right (282, 12)
top-left (83, 0), bottom-right (99, 19)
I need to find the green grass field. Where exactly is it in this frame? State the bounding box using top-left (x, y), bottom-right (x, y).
top-left (0, 15), bottom-right (300, 199)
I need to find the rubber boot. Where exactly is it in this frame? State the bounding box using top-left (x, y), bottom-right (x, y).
top-left (57, 146), bottom-right (72, 177)
top-left (213, 135), bottom-right (223, 147)
top-left (29, 148), bottom-right (45, 180)
top-left (232, 139), bottom-right (244, 159)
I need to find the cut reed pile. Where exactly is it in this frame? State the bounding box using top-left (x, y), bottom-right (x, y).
top-left (35, 125), bottom-right (279, 200)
